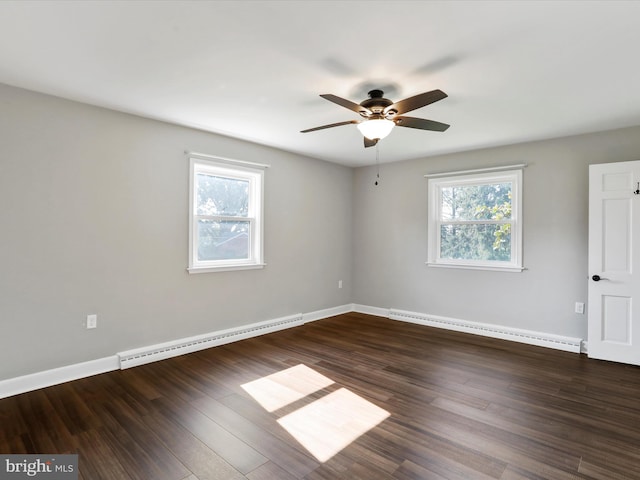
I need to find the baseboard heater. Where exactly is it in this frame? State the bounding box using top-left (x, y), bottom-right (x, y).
top-left (118, 313), bottom-right (304, 369)
top-left (388, 308), bottom-right (582, 353)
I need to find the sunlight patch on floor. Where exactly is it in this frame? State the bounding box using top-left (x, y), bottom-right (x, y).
top-left (240, 363), bottom-right (334, 412)
top-left (242, 364), bottom-right (390, 461)
top-left (277, 387), bottom-right (390, 462)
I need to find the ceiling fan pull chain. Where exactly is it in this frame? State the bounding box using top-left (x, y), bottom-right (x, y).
top-left (375, 143), bottom-right (380, 186)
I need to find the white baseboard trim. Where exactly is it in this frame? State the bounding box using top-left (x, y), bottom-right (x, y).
top-left (118, 313), bottom-right (305, 369)
top-left (303, 304), bottom-right (353, 323)
top-left (0, 356), bottom-right (119, 400)
top-left (352, 304), bottom-right (389, 318)
top-left (581, 340), bottom-right (588, 354)
top-left (118, 304), bottom-right (357, 369)
top-left (1, 303), bottom-right (584, 399)
top-left (387, 308), bottom-right (583, 353)
top-left (1, 306), bottom-right (350, 397)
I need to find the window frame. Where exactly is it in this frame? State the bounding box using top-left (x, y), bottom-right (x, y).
top-left (427, 168), bottom-right (523, 272)
top-left (188, 156), bottom-right (265, 274)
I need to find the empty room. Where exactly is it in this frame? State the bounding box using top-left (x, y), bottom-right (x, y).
top-left (2, 1), bottom-right (640, 479)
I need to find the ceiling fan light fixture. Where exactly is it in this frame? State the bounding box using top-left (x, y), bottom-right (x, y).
top-left (357, 118), bottom-right (395, 140)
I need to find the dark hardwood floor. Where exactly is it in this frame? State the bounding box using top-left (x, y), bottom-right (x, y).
top-left (2, 312), bottom-right (640, 479)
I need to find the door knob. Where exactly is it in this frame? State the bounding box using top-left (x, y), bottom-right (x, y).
top-left (592, 274), bottom-right (609, 281)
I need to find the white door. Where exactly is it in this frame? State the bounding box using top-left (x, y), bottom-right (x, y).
top-left (588, 160), bottom-right (640, 365)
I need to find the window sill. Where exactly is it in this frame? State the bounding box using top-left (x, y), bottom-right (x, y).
top-left (426, 262), bottom-right (524, 273)
top-left (187, 263), bottom-right (266, 274)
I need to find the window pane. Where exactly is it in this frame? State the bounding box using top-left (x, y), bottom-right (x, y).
top-left (441, 183), bottom-right (512, 221)
top-left (197, 174), bottom-right (249, 216)
top-left (440, 223), bottom-right (511, 262)
top-left (197, 219), bottom-right (250, 261)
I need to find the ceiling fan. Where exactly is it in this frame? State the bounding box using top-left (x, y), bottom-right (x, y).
top-left (301, 89), bottom-right (450, 148)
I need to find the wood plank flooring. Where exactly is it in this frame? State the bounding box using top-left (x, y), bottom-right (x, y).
top-left (2, 312), bottom-right (640, 479)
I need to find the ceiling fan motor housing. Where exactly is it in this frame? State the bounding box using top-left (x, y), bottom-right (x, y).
top-left (359, 90), bottom-right (394, 118)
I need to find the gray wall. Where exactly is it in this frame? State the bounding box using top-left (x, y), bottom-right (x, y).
top-left (0, 83), bottom-right (353, 380)
top-left (352, 126), bottom-right (640, 340)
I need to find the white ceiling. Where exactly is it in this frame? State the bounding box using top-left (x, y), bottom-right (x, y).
top-left (1, 1), bottom-right (639, 167)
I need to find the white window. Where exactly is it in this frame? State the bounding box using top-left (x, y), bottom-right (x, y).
top-left (427, 168), bottom-right (523, 272)
top-left (188, 157), bottom-right (265, 273)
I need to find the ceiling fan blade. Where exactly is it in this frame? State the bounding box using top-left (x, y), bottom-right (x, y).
top-left (384, 89), bottom-right (447, 116)
top-left (320, 94), bottom-right (372, 116)
top-left (364, 137), bottom-right (378, 148)
top-left (395, 116), bottom-right (450, 132)
top-left (300, 120), bottom-right (359, 133)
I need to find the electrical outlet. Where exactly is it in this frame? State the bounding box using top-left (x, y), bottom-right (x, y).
top-left (87, 314), bottom-right (97, 329)
top-left (338, 280), bottom-right (343, 289)
top-left (574, 302), bottom-right (585, 315)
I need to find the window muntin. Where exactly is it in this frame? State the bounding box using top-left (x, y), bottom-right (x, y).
top-left (189, 158), bottom-right (264, 273)
top-left (428, 170), bottom-right (523, 271)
